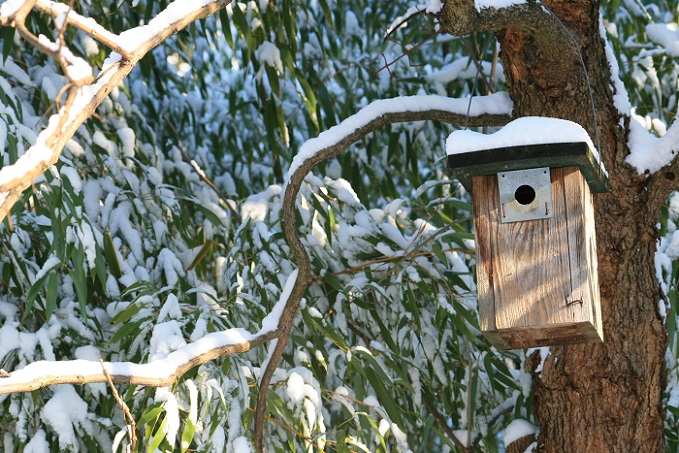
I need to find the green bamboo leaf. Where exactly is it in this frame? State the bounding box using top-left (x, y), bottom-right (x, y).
top-left (231, 3), bottom-right (251, 44)
top-left (94, 242), bottom-right (108, 288)
top-left (281, 2), bottom-right (297, 54)
top-left (405, 286), bottom-right (422, 329)
top-left (352, 349), bottom-right (392, 384)
top-left (180, 419), bottom-right (196, 453)
top-left (369, 309), bottom-right (398, 352)
top-left (24, 259), bottom-right (60, 320)
top-left (265, 65), bottom-right (281, 97)
top-left (147, 416), bottom-right (168, 453)
top-left (449, 309), bottom-right (476, 339)
top-left (323, 270), bottom-right (342, 292)
top-left (45, 271), bottom-right (58, 320)
top-left (361, 363), bottom-right (405, 427)
top-left (317, 0), bottom-right (334, 29)
top-left (295, 70), bottom-right (318, 130)
top-left (0, 27), bottom-right (14, 63)
top-left (103, 231), bottom-right (122, 279)
top-left (70, 245), bottom-right (88, 319)
top-left (138, 404), bottom-right (165, 426)
top-left (219, 8), bottom-right (234, 49)
top-left (336, 429), bottom-right (349, 453)
top-left (184, 198), bottom-right (224, 227)
top-left (111, 300), bottom-right (144, 324)
top-left (110, 319), bottom-right (144, 346)
top-left (120, 280), bottom-right (157, 299)
top-left (280, 45), bottom-right (295, 75)
top-left (310, 316), bottom-right (348, 350)
top-left (6, 133), bottom-right (17, 163)
top-left (444, 199), bottom-right (474, 211)
top-left (432, 242), bottom-right (447, 264)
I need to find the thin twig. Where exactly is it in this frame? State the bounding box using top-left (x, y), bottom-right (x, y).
top-left (246, 408), bottom-right (314, 443)
top-left (374, 30), bottom-right (443, 76)
top-left (383, 6), bottom-right (427, 43)
top-left (422, 391), bottom-right (467, 451)
top-left (327, 247), bottom-right (474, 279)
top-left (460, 36), bottom-right (493, 94)
top-left (162, 115), bottom-right (241, 220)
top-left (100, 357), bottom-right (137, 452)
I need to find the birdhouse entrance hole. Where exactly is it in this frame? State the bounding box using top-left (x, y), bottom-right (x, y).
top-left (515, 185), bottom-right (535, 205)
top-left (497, 167), bottom-right (553, 223)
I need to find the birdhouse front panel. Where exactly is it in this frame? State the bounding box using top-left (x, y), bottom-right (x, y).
top-left (472, 166), bottom-right (603, 349)
top-left (446, 118), bottom-right (608, 350)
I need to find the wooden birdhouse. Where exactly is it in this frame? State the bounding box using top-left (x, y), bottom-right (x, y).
top-left (447, 117), bottom-right (608, 350)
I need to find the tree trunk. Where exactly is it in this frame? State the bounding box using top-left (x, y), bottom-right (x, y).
top-left (441, 0), bottom-right (668, 450)
top-left (499, 2), bottom-right (667, 451)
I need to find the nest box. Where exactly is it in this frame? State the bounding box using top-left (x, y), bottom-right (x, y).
top-left (447, 117), bottom-right (608, 350)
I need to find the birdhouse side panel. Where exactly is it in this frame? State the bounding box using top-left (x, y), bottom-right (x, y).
top-left (471, 175), bottom-right (503, 348)
top-left (559, 166), bottom-right (604, 341)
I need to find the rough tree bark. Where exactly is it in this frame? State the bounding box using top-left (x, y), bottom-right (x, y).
top-left (439, 0), bottom-right (669, 451)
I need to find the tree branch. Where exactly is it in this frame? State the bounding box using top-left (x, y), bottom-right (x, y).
top-left (253, 93), bottom-right (512, 452)
top-left (101, 357), bottom-right (138, 452)
top-left (0, 0), bottom-right (232, 223)
top-left (0, 329), bottom-right (277, 394)
top-left (33, 0), bottom-right (132, 59)
top-left (438, 0), bottom-right (569, 39)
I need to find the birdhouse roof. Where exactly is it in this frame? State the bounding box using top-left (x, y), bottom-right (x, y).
top-left (446, 117), bottom-right (608, 193)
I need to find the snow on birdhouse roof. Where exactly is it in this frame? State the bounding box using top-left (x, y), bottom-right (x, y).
top-left (446, 116), bottom-right (600, 163)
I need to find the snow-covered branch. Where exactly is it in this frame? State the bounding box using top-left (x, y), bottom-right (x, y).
top-left (253, 92), bottom-right (513, 452)
top-left (0, 268), bottom-right (301, 394)
top-left (0, 0), bottom-right (232, 223)
top-left (33, 0), bottom-right (132, 59)
top-left (287, 92), bottom-right (513, 178)
top-left (0, 329), bottom-right (274, 394)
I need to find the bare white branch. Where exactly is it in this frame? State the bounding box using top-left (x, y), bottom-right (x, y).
top-left (34, 0), bottom-right (131, 59)
top-left (0, 0), bottom-right (232, 223)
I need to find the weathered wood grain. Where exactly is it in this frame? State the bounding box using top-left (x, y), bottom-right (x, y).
top-left (471, 166), bottom-right (603, 349)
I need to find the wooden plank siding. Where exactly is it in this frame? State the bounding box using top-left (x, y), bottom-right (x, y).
top-left (471, 167), bottom-right (603, 349)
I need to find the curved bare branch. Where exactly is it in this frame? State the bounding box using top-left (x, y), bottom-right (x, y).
top-left (253, 92), bottom-right (513, 452)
